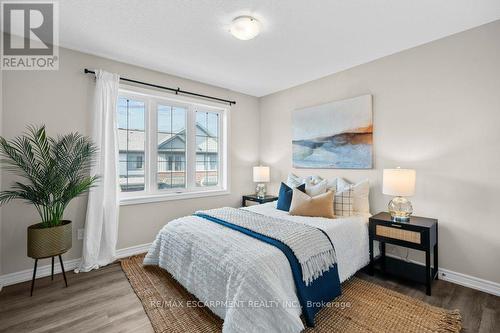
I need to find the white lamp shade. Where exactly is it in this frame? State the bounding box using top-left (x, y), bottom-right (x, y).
top-left (253, 166), bottom-right (270, 183)
top-left (383, 168), bottom-right (416, 197)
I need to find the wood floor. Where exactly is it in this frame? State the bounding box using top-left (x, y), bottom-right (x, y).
top-left (0, 262), bottom-right (498, 333)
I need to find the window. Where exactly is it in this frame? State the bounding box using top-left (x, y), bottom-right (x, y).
top-left (157, 103), bottom-right (186, 189)
top-left (195, 110), bottom-right (219, 187)
top-left (136, 155), bottom-right (143, 169)
top-left (117, 86), bottom-right (228, 204)
top-left (118, 98), bottom-right (145, 192)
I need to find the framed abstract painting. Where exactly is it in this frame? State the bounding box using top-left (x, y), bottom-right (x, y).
top-left (292, 94), bottom-right (373, 169)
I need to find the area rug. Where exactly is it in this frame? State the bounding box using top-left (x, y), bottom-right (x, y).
top-left (120, 254), bottom-right (461, 333)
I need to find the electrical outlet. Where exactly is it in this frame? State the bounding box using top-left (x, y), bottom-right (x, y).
top-left (77, 228), bottom-right (84, 240)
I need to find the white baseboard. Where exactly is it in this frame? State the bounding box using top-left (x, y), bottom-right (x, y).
top-left (2, 244), bottom-right (499, 297)
top-left (438, 268), bottom-right (500, 297)
top-left (0, 243), bottom-right (152, 289)
top-left (385, 253), bottom-right (500, 297)
top-left (0, 257), bottom-right (81, 290)
top-left (115, 242), bottom-right (151, 258)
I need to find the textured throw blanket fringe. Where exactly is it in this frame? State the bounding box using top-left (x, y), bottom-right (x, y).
top-left (304, 251), bottom-right (337, 282)
top-left (196, 207), bottom-right (337, 286)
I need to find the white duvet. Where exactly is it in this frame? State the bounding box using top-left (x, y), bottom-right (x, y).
top-left (144, 202), bottom-right (371, 333)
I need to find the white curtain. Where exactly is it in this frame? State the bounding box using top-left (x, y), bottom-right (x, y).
top-left (76, 70), bottom-right (120, 273)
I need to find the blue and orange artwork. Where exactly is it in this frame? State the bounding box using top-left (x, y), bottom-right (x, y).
top-left (292, 95), bottom-right (373, 169)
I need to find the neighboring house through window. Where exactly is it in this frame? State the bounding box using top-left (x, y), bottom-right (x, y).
top-left (117, 86), bottom-right (229, 204)
top-left (136, 155), bottom-right (143, 169)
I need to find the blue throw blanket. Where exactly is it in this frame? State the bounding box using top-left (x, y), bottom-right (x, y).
top-left (195, 208), bottom-right (341, 327)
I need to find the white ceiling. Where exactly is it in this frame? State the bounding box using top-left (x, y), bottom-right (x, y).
top-left (59, 0), bottom-right (500, 97)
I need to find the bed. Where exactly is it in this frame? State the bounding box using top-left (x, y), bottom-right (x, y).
top-left (144, 201), bottom-right (371, 333)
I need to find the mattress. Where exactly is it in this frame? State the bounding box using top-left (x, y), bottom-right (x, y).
top-left (243, 202), bottom-right (372, 282)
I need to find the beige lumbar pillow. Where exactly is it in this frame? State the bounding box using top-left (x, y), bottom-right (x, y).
top-left (289, 188), bottom-right (334, 218)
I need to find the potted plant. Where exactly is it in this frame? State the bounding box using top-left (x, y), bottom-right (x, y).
top-left (0, 125), bottom-right (98, 294)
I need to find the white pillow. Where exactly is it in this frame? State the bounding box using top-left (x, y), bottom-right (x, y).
top-left (286, 173), bottom-right (325, 187)
top-left (305, 178), bottom-right (328, 197)
top-left (286, 173), bottom-right (304, 188)
top-left (286, 173), bottom-right (339, 196)
top-left (337, 178), bottom-right (370, 213)
top-left (308, 175), bottom-right (324, 185)
top-left (325, 177), bottom-right (339, 192)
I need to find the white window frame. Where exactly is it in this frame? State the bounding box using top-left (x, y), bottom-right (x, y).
top-left (118, 84), bottom-right (230, 205)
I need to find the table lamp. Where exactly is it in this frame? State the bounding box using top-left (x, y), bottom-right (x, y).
top-left (383, 168), bottom-right (416, 222)
top-left (253, 166), bottom-right (270, 199)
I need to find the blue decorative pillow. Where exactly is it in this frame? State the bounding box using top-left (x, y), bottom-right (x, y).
top-left (277, 182), bottom-right (306, 211)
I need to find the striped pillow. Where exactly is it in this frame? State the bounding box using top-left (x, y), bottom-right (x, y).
top-left (286, 173), bottom-right (304, 188)
top-left (334, 187), bottom-right (354, 216)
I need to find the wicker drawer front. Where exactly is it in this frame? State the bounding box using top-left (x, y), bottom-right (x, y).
top-left (376, 225), bottom-right (421, 244)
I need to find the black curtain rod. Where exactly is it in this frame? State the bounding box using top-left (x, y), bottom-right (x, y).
top-left (84, 69), bottom-right (236, 105)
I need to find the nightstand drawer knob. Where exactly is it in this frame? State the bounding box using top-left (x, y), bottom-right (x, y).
top-left (376, 225), bottom-right (421, 244)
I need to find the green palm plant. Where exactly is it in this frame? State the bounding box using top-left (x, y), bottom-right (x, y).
top-left (0, 125), bottom-right (98, 228)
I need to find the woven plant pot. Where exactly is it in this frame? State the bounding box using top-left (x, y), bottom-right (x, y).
top-left (27, 220), bottom-right (72, 259)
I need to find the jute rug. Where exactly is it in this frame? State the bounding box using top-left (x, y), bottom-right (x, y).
top-left (121, 255), bottom-right (461, 333)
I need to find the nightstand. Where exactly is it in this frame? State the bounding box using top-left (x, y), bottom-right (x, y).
top-left (242, 194), bottom-right (278, 207)
top-left (369, 212), bottom-right (438, 295)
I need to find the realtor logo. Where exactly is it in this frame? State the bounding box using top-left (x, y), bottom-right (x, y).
top-left (1, 1), bottom-right (59, 70)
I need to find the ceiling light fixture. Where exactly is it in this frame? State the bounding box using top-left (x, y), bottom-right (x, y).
top-left (230, 16), bottom-right (261, 40)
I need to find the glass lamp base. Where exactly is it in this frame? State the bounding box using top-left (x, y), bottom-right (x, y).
top-left (388, 196), bottom-right (413, 222)
top-left (255, 183), bottom-right (267, 199)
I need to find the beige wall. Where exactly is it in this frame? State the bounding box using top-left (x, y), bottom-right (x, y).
top-left (1, 47), bottom-right (260, 274)
top-left (259, 20), bottom-right (500, 284)
top-left (2, 21), bottom-right (499, 285)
